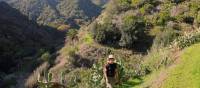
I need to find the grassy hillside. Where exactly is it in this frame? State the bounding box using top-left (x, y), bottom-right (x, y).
top-left (127, 31), bottom-right (200, 88)
top-left (162, 43), bottom-right (200, 88)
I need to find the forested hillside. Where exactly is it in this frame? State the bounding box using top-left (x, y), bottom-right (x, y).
top-left (0, 2), bottom-right (65, 87)
top-left (1, 0), bottom-right (200, 88)
top-left (1, 0), bottom-right (104, 29)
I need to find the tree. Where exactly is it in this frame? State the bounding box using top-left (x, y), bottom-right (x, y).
top-left (92, 22), bottom-right (121, 45)
top-left (119, 15), bottom-right (146, 48)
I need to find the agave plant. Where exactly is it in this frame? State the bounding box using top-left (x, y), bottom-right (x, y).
top-left (172, 31), bottom-right (200, 49)
top-left (37, 71), bottom-right (65, 88)
top-left (90, 63), bottom-right (104, 87)
top-left (37, 71), bottom-right (53, 88)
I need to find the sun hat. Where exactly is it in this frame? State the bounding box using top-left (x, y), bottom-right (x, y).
top-left (108, 54), bottom-right (114, 59)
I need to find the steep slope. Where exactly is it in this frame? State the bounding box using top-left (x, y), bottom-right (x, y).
top-left (2, 0), bottom-right (103, 28)
top-left (0, 1), bottom-right (64, 74)
top-left (161, 43), bottom-right (200, 88)
top-left (0, 0), bottom-right (107, 87)
top-left (13, 0), bottom-right (199, 88)
top-left (127, 29), bottom-right (200, 88)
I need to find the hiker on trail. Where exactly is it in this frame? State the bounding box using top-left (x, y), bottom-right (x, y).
top-left (103, 55), bottom-right (119, 88)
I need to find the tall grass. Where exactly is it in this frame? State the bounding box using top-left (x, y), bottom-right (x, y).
top-left (25, 62), bottom-right (49, 88)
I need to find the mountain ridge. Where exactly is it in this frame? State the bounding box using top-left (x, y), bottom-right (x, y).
top-left (1, 0), bottom-right (105, 28)
top-left (0, 1), bottom-right (64, 74)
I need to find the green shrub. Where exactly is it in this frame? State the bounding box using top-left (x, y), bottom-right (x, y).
top-left (174, 14), bottom-right (186, 22)
top-left (173, 31), bottom-right (200, 49)
top-left (117, 0), bottom-right (132, 10)
top-left (139, 3), bottom-right (154, 15)
top-left (93, 25), bottom-right (106, 43)
top-left (131, 0), bottom-right (145, 8)
top-left (116, 58), bottom-right (135, 82)
top-left (90, 62), bottom-right (104, 87)
top-left (157, 11), bottom-right (171, 25)
top-left (63, 68), bottom-right (92, 88)
top-left (83, 33), bottom-right (94, 45)
top-left (153, 29), bottom-right (180, 47)
top-left (41, 52), bottom-right (51, 62)
top-left (119, 15), bottom-right (146, 48)
top-left (156, 1), bottom-right (174, 25)
top-left (92, 22), bottom-right (121, 45)
top-left (47, 23), bottom-right (59, 29)
top-left (68, 46), bottom-right (78, 57)
top-left (67, 29), bottom-right (78, 40)
top-left (141, 47), bottom-right (172, 75)
top-left (189, 1), bottom-right (200, 15)
top-left (132, 0), bottom-right (161, 8)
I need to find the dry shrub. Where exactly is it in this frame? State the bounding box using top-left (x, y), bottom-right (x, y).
top-left (25, 62), bottom-right (49, 88)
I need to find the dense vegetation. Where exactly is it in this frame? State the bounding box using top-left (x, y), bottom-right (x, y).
top-left (36, 0), bottom-right (199, 87)
top-left (56, 0), bottom-right (200, 87)
top-left (0, 2), bottom-right (64, 87)
top-left (2, 0), bottom-right (105, 29)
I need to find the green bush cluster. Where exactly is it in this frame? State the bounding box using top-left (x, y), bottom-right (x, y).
top-left (173, 31), bottom-right (200, 49)
top-left (90, 62), bottom-right (104, 87)
top-left (152, 1), bottom-right (173, 25)
top-left (117, 0), bottom-right (132, 10)
top-left (157, 11), bottom-right (171, 25)
top-left (139, 3), bottom-right (154, 15)
top-left (92, 14), bottom-right (147, 49)
top-left (82, 33), bottom-right (94, 45)
top-left (153, 29), bottom-right (180, 47)
top-left (67, 29), bottom-right (78, 40)
top-left (131, 0), bottom-right (145, 8)
top-left (92, 22), bottom-right (121, 45)
top-left (40, 52), bottom-right (51, 62)
top-left (171, 1), bottom-right (200, 25)
top-left (141, 47), bottom-right (172, 75)
top-left (119, 15), bottom-right (146, 48)
top-left (131, 0), bottom-right (160, 8)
